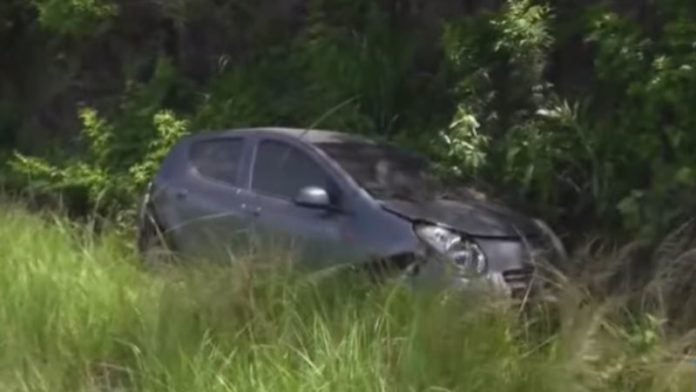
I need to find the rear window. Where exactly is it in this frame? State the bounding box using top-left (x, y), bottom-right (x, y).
top-left (190, 138), bottom-right (244, 186)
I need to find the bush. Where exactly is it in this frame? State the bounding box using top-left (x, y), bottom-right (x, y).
top-left (7, 0), bottom-right (696, 243)
top-left (583, 5), bottom-right (696, 238)
top-left (432, 0), bottom-right (696, 239)
top-left (31, 0), bottom-right (117, 36)
top-left (10, 108), bottom-right (188, 220)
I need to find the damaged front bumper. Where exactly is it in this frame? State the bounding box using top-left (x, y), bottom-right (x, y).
top-left (403, 238), bottom-right (558, 301)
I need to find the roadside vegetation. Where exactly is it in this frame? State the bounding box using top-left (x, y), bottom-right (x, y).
top-left (3, 0), bottom-right (696, 242)
top-left (2, 204), bottom-right (696, 392)
top-left (4, 0), bottom-right (696, 390)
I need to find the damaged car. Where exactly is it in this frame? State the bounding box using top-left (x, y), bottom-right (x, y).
top-left (137, 127), bottom-right (567, 297)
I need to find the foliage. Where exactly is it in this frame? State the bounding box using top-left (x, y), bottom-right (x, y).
top-left (439, 0), bottom-right (577, 216)
top-left (437, 105), bottom-right (488, 176)
top-left (194, 1), bottom-right (419, 136)
top-left (129, 111), bottom-right (190, 187)
top-left (583, 4), bottom-right (696, 238)
top-left (5, 0), bottom-right (696, 241)
top-left (492, 0), bottom-right (553, 82)
top-left (11, 108), bottom-right (119, 212)
top-left (31, 0), bottom-right (117, 35)
top-left (10, 107), bottom-right (188, 218)
top-left (7, 0), bottom-right (696, 385)
top-left (1, 205), bottom-right (696, 391)
top-left (434, 0), bottom-right (696, 237)
top-left (7, 55), bottom-right (194, 217)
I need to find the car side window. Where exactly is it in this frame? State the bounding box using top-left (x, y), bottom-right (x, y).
top-left (190, 138), bottom-right (244, 186)
top-left (252, 140), bottom-right (334, 201)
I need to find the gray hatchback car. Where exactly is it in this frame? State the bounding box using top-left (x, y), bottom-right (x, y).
top-left (137, 127), bottom-right (566, 297)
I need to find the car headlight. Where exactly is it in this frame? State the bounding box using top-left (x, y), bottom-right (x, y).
top-left (415, 225), bottom-right (487, 277)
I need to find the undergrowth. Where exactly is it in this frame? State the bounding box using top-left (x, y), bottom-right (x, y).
top-left (1, 204), bottom-right (696, 391)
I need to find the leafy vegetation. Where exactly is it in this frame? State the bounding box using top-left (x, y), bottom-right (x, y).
top-left (2, 204), bottom-right (696, 391)
top-left (4, 1), bottom-right (696, 389)
top-left (4, 0), bottom-right (695, 244)
top-left (11, 106), bottom-right (189, 219)
top-left (0, 0), bottom-right (684, 239)
top-left (4, 0), bottom-right (696, 384)
top-left (31, 0), bottom-right (117, 35)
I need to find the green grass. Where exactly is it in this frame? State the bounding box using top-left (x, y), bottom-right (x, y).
top-left (0, 205), bottom-right (695, 391)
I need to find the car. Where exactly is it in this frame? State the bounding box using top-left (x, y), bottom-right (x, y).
top-left (137, 127), bottom-right (567, 297)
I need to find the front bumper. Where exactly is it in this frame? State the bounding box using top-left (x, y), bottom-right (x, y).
top-left (405, 237), bottom-right (557, 299)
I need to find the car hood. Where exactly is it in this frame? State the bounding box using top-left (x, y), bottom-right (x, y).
top-left (380, 198), bottom-right (541, 238)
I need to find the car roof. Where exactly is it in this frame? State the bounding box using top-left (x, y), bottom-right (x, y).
top-left (202, 127), bottom-right (377, 145)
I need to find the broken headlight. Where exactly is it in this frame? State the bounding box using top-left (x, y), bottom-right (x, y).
top-left (415, 225), bottom-right (487, 277)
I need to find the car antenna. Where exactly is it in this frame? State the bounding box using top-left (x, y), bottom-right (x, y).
top-left (298, 96), bottom-right (359, 140)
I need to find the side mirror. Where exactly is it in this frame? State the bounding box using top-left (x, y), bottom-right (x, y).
top-left (294, 186), bottom-right (331, 209)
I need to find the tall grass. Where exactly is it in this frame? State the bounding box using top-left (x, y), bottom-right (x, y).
top-left (0, 205), bottom-right (695, 391)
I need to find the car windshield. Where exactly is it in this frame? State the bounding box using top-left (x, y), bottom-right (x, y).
top-left (315, 141), bottom-right (450, 202)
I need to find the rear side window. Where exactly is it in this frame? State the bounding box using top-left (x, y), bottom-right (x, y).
top-left (252, 140), bottom-right (333, 200)
top-left (190, 138), bottom-right (244, 186)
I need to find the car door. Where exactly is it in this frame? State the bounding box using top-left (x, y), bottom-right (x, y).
top-left (171, 136), bottom-right (256, 261)
top-left (247, 139), bottom-right (353, 269)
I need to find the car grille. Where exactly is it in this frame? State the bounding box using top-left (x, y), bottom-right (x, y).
top-left (502, 266), bottom-right (535, 297)
top-left (474, 238), bottom-right (550, 298)
top-left (502, 266), bottom-right (534, 284)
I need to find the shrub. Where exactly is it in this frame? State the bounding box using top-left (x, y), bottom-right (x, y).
top-left (31, 0), bottom-right (117, 36)
top-left (10, 108), bottom-right (188, 220)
